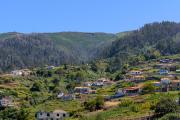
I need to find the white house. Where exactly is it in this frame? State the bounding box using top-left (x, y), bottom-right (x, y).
top-left (36, 109), bottom-right (68, 120)
top-left (161, 78), bottom-right (171, 84)
top-left (129, 70), bottom-right (143, 76)
top-left (159, 69), bottom-right (169, 75)
top-left (11, 70), bottom-right (23, 76)
top-left (0, 96), bottom-right (13, 108)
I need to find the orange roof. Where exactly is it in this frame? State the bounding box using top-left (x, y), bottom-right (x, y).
top-left (171, 80), bottom-right (180, 83)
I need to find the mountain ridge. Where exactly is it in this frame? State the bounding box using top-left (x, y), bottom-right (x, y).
top-left (0, 21), bottom-right (180, 72)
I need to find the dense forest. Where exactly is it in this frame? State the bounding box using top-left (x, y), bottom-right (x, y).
top-left (99, 21), bottom-right (180, 72)
top-left (0, 32), bottom-right (116, 72)
top-left (0, 21), bottom-right (180, 72)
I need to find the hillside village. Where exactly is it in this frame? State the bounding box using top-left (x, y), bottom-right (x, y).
top-left (1, 0), bottom-right (180, 119)
top-left (0, 54), bottom-right (179, 120)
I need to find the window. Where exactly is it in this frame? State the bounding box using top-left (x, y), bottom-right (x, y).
top-left (57, 113), bottom-right (59, 116)
top-left (63, 113), bottom-right (66, 117)
top-left (47, 113), bottom-right (50, 116)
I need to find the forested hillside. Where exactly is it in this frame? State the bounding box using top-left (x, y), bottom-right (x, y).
top-left (0, 32), bottom-right (116, 72)
top-left (0, 21), bottom-right (180, 72)
top-left (100, 22), bottom-right (180, 72)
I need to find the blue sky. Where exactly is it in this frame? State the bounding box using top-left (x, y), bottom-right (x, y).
top-left (0, 0), bottom-right (180, 33)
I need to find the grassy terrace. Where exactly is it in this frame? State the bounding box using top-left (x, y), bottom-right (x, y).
top-left (70, 91), bottom-right (179, 120)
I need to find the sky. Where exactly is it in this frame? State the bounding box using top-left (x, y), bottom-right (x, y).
top-left (0, 0), bottom-right (180, 33)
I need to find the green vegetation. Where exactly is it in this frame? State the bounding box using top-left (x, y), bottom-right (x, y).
top-left (84, 96), bottom-right (104, 112)
top-left (0, 32), bottom-right (116, 72)
top-left (0, 21), bottom-right (180, 120)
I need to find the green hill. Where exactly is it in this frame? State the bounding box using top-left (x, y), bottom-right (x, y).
top-left (0, 21), bottom-right (180, 72)
top-left (99, 21), bottom-right (180, 72)
top-left (0, 32), bottom-right (116, 72)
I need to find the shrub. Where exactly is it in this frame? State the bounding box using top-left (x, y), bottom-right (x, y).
top-left (30, 81), bottom-right (42, 92)
top-left (119, 98), bottom-right (134, 107)
top-left (154, 97), bottom-right (178, 115)
top-left (141, 83), bottom-right (156, 94)
top-left (141, 102), bottom-right (151, 110)
top-left (84, 100), bottom-right (96, 112)
top-left (130, 105), bottom-right (140, 112)
top-left (95, 96), bottom-right (104, 110)
top-left (84, 96), bottom-right (104, 112)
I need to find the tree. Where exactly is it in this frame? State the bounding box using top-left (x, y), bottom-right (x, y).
top-left (52, 78), bottom-right (60, 84)
top-left (0, 108), bottom-right (29, 120)
top-left (141, 83), bottom-right (156, 94)
top-left (154, 97), bottom-right (178, 116)
top-left (95, 96), bottom-right (104, 110)
top-left (30, 81), bottom-right (42, 92)
top-left (75, 72), bottom-right (85, 81)
top-left (84, 96), bottom-right (104, 112)
top-left (84, 100), bottom-right (96, 112)
top-left (16, 108), bottom-right (29, 120)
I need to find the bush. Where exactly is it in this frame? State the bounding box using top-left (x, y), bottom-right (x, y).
top-left (30, 81), bottom-right (42, 92)
top-left (154, 97), bottom-right (178, 115)
top-left (84, 96), bottom-right (104, 112)
top-left (84, 100), bottom-right (96, 112)
top-left (141, 102), bottom-right (151, 110)
top-left (119, 98), bottom-right (134, 107)
top-left (141, 83), bottom-right (156, 94)
top-left (95, 96), bottom-right (104, 110)
top-left (0, 108), bottom-right (29, 120)
top-left (130, 105), bottom-right (140, 112)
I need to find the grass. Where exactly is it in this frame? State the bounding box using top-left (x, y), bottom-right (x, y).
top-left (26, 99), bottom-right (82, 120)
top-left (76, 91), bottom-right (179, 120)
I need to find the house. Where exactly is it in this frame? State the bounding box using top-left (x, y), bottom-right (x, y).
top-left (123, 87), bottom-right (141, 96)
top-left (47, 66), bottom-right (55, 70)
top-left (91, 81), bottom-right (104, 87)
top-left (161, 78), bottom-right (171, 84)
top-left (159, 69), bottom-right (169, 75)
top-left (152, 81), bottom-right (161, 92)
top-left (11, 69), bottom-right (31, 76)
top-left (91, 78), bottom-right (109, 87)
top-left (83, 82), bottom-right (92, 87)
top-left (58, 94), bottom-right (75, 101)
top-left (22, 69), bottom-right (32, 76)
top-left (176, 69), bottom-right (180, 73)
top-left (92, 78), bottom-right (114, 87)
top-left (57, 92), bottom-right (64, 98)
top-left (111, 89), bottom-right (125, 99)
top-left (129, 70), bottom-right (143, 76)
top-left (0, 96), bottom-right (13, 108)
top-left (90, 90), bottom-right (96, 94)
top-left (160, 78), bottom-right (171, 92)
top-left (74, 87), bottom-right (91, 94)
top-left (152, 81), bottom-right (161, 87)
top-left (171, 80), bottom-right (180, 91)
top-left (169, 66), bottom-right (177, 71)
top-left (128, 75), bottom-right (145, 82)
top-left (36, 109), bottom-right (68, 120)
top-left (11, 70), bottom-right (23, 76)
top-left (159, 59), bottom-right (173, 63)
